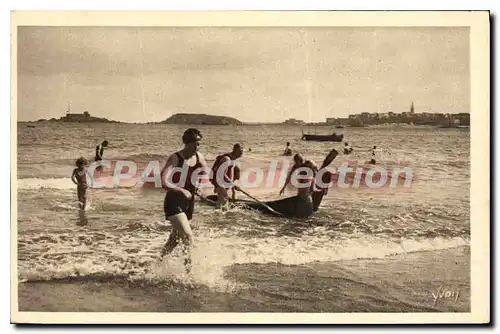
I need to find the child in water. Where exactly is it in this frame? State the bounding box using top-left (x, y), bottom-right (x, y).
top-left (71, 157), bottom-right (88, 210)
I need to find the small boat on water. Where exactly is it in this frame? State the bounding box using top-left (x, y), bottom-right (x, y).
top-left (199, 193), bottom-right (324, 219)
top-left (301, 133), bottom-right (344, 142)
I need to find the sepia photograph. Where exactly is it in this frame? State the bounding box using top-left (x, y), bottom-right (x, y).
top-left (10, 11), bottom-right (490, 324)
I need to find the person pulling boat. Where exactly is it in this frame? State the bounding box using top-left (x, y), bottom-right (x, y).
top-left (199, 150), bottom-right (339, 219)
top-left (277, 149), bottom-right (339, 216)
top-left (279, 153), bottom-right (305, 196)
top-left (277, 154), bottom-right (317, 218)
top-left (210, 143), bottom-right (243, 209)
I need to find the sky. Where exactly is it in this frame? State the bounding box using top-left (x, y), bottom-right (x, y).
top-left (17, 26), bottom-right (470, 123)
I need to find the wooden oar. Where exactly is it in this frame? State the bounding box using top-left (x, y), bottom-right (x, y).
top-left (233, 187), bottom-right (288, 218)
top-left (312, 149), bottom-right (339, 210)
top-left (195, 180), bottom-right (288, 218)
top-left (194, 191), bottom-right (217, 205)
top-left (320, 148), bottom-right (339, 169)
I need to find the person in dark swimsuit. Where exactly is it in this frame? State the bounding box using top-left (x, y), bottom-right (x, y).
top-left (94, 140), bottom-right (109, 172)
top-left (210, 143), bottom-right (243, 208)
top-left (71, 157), bottom-right (88, 210)
top-left (279, 153), bottom-right (305, 196)
top-left (277, 154), bottom-right (316, 218)
top-left (159, 128), bottom-right (208, 272)
top-left (237, 150), bottom-right (339, 218)
top-left (95, 140), bottom-right (108, 162)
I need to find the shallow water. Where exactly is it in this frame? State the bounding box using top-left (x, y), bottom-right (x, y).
top-left (16, 123), bottom-right (470, 312)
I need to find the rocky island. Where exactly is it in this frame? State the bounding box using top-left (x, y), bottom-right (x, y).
top-left (24, 111), bottom-right (242, 125)
top-left (34, 111), bottom-right (120, 123)
top-left (161, 113), bottom-right (243, 125)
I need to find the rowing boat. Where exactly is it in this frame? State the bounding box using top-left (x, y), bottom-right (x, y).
top-left (198, 192), bottom-right (324, 219)
top-left (301, 133), bottom-right (344, 142)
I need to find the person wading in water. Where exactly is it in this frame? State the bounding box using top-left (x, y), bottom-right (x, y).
top-left (279, 153), bottom-right (305, 196)
top-left (369, 145), bottom-right (377, 164)
top-left (94, 140), bottom-right (109, 172)
top-left (95, 140), bottom-right (108, 161)
top-left (283, 142), bottom-right (293, 156)
top-left (278, 153), bottom-right (317, 218)
top-left (276, 150), bottom-right (339, 216)
top-left (343, 142), bottom-right (353, 155)
top-left (210, 143), bottom-right (243, 209)
top-left (71, 157), bottom-right (89, 210)
top-left (159, 128), bottom-right (208, 273)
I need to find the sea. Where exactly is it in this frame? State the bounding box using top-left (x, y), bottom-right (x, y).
top-left (15, 122), bottom-right (470, 313)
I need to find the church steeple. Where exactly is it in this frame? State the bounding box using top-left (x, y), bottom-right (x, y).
top-left (410, 101), bottom-right (414, 114)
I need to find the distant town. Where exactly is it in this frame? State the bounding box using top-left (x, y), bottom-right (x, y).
top-left (283, 102), bottom-right (470, 128)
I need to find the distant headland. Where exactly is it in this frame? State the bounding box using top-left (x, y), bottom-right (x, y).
top-left (26, 109), bottom-right (242, 126)
top-left (159, 113), bottom-right (243, 125)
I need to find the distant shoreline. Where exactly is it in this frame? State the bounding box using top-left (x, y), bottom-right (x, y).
top-left (17, 112), bottom-right (469, 128)
top-left (18, 120), bottom-right (469, 130)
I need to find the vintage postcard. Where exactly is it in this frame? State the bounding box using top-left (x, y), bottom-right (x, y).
top-left (11, 11), bottom-right (490, 324)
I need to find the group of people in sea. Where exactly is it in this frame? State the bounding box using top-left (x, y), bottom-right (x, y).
top-left (70, 128), bottom-right (345, 273)
top-left (156, 128), bottom-right (343, 271)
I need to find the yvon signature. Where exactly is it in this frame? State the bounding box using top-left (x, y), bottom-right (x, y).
top-left (432, 286), bottom-right (460, 306)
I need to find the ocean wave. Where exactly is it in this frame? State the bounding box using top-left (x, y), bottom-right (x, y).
top-left (18, 225), bottom-right (468, 292)
top-left (17, 178), bottom-right (76, 190)
top-left (16, 177), bottom-right (144, 190)
top-left (112, 153), bottom-right (167, 163)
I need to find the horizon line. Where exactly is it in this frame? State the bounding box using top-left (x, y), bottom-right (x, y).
top-left (16, 110), bottom-right (471, 124)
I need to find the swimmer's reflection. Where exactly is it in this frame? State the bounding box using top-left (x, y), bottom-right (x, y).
top-left (77, 209), bottom-right (89, 226)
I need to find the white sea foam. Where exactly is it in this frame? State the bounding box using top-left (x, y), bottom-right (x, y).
top-left (18, 223), bottom-right (468, 292)
top-left (17, 177), bottom-right (76, 190)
